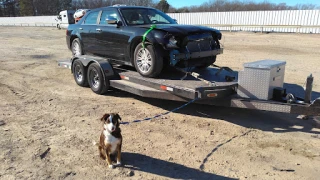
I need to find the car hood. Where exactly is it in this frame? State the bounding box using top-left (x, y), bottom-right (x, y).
top-left (138, 24), bottom-right (221, 35)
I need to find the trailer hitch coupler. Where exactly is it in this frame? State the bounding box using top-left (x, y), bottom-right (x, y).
top-left (304, 74), bottom-right (313, 104)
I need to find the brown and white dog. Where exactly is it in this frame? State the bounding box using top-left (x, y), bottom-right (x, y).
top-left (97, 113), bottom-right (122, 168)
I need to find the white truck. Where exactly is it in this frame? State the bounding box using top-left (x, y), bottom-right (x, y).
top-left (55, 10), bottom-right (75, 29)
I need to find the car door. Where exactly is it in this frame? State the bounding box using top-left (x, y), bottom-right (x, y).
top-left (79, 10), bottom-right (100, 55)
top-left (95, 9), bottom-right (130, 61)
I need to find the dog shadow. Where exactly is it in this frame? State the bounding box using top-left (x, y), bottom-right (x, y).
top-left (121, 152), bottom-right (235, 180)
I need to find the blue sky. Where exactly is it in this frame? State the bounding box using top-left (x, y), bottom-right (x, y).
top-left (167, 0), bottom-right (320, 8)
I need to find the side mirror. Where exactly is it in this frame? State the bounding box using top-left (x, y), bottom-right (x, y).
top-left (107, 19), bottom-right (118, 24)
top-left (106, 17), bottom-right (118, 25)
top-left (173, 19), bottom-right (177, 23)
top-left (107, 17), bottom-right (122, 28)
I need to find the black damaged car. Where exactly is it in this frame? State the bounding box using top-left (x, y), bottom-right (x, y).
top-left (66, 5), bottom-right (223, 77)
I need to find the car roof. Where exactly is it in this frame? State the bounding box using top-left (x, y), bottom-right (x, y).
top-left (92, 6), bottom-right (156, 11)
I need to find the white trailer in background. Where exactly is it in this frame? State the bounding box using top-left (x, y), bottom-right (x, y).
top-left (55, 10), bottom-right (75, 29)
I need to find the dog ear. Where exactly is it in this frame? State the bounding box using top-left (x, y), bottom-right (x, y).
top-left (114, 113), bottom-right (121, 127)
top-left (114, 113), bottom-right (121, 121)
top-left (101, 114), bottom-right (110, 121)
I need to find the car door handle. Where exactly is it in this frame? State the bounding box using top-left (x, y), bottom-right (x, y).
top-left (79, 27), bottom-right (83, 30)
top-left (96, 28), bottom-right (102, 32)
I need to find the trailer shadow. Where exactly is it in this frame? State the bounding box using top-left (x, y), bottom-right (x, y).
top-left (107, 88), bottom-right (320, 135)
top-left (180, 103), bottom-right (320, 134)
top-left (105, 66), bottom-right (319, 134)
top-left (121, 152), bottom-right (235, 180)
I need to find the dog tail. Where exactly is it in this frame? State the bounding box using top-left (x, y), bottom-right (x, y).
top-left (92, 140), bottom-right (99, 147)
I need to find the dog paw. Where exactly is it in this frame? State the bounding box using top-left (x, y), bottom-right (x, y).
top-left (108, 165), bottom-right (114, 169)
top-left (116, 161), bottom-right (122, 166)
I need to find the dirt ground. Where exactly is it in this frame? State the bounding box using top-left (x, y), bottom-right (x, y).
top-left (0, 27), bottom-right (319, 180)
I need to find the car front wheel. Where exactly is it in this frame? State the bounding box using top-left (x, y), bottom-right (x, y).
top-left (134, 43), bottom-right (163, 77)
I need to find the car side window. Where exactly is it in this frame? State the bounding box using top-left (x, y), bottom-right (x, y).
top-left (99, 10), bottom-right (119, 25)
top-left (83, 11), bottom-right (99, 25)
top-left (121, 10), bottom-right (145, 25)
top-left (149, 14), bottom-right (170, 24)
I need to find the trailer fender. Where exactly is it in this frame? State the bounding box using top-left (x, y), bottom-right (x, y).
top-left (71, 56), bottom-right (115, 85)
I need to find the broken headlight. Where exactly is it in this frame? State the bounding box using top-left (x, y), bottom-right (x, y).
top-left (166, 36), bottom-right (178, 49)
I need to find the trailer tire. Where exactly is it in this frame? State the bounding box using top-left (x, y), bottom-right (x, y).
top-left (72, 59), bottom-right (88, 87)
top-left (87, 63), bottom-right (109, 95)
top-left (134, 43), bottom-right (163, 77)
top-left (71, 38), bottom-right (83, 57)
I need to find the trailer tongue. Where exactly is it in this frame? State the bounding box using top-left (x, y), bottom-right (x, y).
top-left (58, 55), bottom-right (320, 117)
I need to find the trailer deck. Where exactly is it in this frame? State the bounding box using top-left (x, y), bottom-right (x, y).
top-left (58, 56), bottom-right (320, 116)
top-left (113, 66), bottom-right (237, 100)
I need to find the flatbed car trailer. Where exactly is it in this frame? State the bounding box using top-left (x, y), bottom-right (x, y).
top-left (58, 55), bottom-right (320, 117)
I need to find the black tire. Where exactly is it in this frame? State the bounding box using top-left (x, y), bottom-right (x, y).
top-left (133, 43), bottom-right (163, 77)
top-left (72, 59), bottom-right (88, 87)
top-left (87, 63), bottom-right (109, 95)
top-left (71, 38), bottom-right (83, 57)
top-left (195, 56), bottom-right (217, 69)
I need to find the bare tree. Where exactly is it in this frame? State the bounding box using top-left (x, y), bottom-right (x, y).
top-left (19, 0), bottom-right (34, 16)
top-left (0, 1), bottom-right (3, 16)
top-left (0, 0), bottom-right (18, 16)
top-left (156, 0), bottom-right (169, 12)
top-left (71, 0), bottom-right (156, 9)
top-left (174, 0), bottom-right (318, 13)
top-left (295, 3), bottom-right (317, 10)
top-left (59, 0), bottom-right (72, 10)
top-left (0, 0), bottom-right (318, 16)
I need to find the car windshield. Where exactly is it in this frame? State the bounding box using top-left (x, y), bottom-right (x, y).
top-left (120, 8), bottom-right (176, 25)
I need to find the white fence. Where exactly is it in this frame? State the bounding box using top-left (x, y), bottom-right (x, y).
top-left (167, 10), bottom-right (320, 33)
top-left (0, 10), bottom-right (320, 33)
top-left (0, 16), bottom-right (57, 27)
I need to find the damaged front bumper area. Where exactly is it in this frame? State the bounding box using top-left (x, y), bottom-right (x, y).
top-left (168, 33), bottom-right (223, 66)
top-left (173, 48), bottom-right (223, 60)
top-left (170, 48), bottom-right (223, 66)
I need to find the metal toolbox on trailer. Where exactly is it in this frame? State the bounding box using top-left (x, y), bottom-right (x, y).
top-left (237, 60), bottom-right (286, 100)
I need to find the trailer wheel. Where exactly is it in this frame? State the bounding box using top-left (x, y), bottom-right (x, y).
top-left (87, 63), bottom-right (109, 95)
top-left (72, 59), bottom-right (88, 87)
top-left (71, 38), bottom-right (83, 57)
top-left (134, 43), bottom-right (163, 77)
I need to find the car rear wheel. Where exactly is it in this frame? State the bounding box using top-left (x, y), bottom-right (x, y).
top-left (133, 43), bottom-right (163, 77)
top-left (72, 59), bottom-right (88, 87)
top-left (87, 63), bottom-right (109, 95)
top-left (71, 38), bottom-right (83, 57)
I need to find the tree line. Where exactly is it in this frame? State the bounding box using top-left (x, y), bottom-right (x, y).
top-left (0, 0), bottom-right (319, 17)
top-left (171, 0), bottom-right (319, 13)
